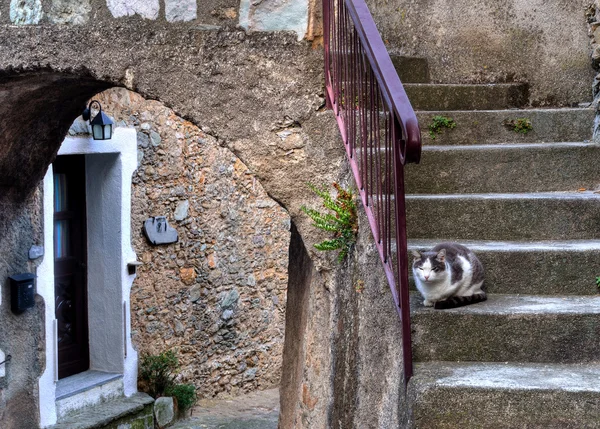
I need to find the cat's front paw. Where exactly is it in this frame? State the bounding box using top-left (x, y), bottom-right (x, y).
top-left (423, 299), bottom-right (434, 307)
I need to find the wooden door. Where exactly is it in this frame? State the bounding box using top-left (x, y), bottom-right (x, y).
top-left (53, 155), bottom-right (90, 379)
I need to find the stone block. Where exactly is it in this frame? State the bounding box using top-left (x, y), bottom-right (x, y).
top-left (9, 0), bottom-right (42, 25)
top-left (28, 245), bottom-right (44, 260)
top-left (239, 0), bottom-right (309, 40)
top-left (106, 0), bottom-right (159, 20)
top-left (48, 0), bottom-right (91, 25)
top-left (180, 267), bottom-right (195, 285)
top-left (165, 0), bottom-right (197, 22)
top-left (174, 200), bottom-right (189, 221)
top-left (154, 397), bottom-right (175, 428)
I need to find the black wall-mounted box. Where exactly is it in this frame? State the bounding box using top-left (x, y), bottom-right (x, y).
top-left (9, 273), bottom-right (36, 314)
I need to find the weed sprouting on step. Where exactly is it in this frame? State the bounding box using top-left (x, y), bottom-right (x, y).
top-left (301, 183), bottom-right (358, 262)
top-left (504, 117), bottom-right (533, 134)
top-left (428, 116), bottom-right (456, 139)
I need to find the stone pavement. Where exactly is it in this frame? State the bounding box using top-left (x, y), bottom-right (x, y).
top-left (170, 388), bottom-right (280, 429)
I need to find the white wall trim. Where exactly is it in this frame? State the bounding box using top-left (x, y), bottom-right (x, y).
top-left (38, 128), bottom-right (138, 427)
top-left (38, 167), bottom-right (57, 427)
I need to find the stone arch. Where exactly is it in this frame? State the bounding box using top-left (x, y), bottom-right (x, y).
top-left (0, 28), bottom-right (346, 426)
top-left (0, 70), bottom-right (114, 200)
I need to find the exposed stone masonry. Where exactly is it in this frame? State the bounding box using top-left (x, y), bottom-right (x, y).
top-left (85, 88), bottom-right (291, 399)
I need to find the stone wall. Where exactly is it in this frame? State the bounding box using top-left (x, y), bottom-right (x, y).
top-left (4, 0), bottom-right (315, 40)
top-left (85, 88), bottom-right (291, 398)
top-left (366, 0), bottom-right (594, 106)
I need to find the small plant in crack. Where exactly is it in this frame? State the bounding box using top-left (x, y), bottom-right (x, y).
top-left (504, 117), bottom-right (533, 134)
top-left (428, 115), bottom-right (456, 139)
top-left (301, 183), bottom-right (358, 262)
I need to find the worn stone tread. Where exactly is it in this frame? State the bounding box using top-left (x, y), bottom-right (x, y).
top-left (412, 361), bottom-right (600, 392)
top-left (50, 393), bottom-right (154, 429)
top-left (409, 362), bottom-right (600, 428)
top-left (404, 83), bottom-right (528, 110)
top-left (406, 191), bottom-right (600, 241)
top-left (411, 293), bottom-right (600, 315)
top-left (417, 108), bottom-right (594, 145)
top-left (404, 141), bottom-right (600, 193)
top-left (411, 293), bottom-right (600, 363)
top-left (407, 239), bottom-right (600, 295)
top-left (408, 238), bottom-right (600, 252)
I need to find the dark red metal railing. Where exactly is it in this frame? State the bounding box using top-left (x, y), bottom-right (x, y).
top-left (323, 0), bottom-right (422, 384)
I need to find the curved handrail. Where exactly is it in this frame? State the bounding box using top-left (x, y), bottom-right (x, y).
top-left (343, 0), bottom-right (421, 164)
top-left (323, 0), bottom-right (422, 385)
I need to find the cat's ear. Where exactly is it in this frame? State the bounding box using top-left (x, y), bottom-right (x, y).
top-left (411, 250), bottom-right (422, 260)
top-left (436, 249), bottom-right (446, 262)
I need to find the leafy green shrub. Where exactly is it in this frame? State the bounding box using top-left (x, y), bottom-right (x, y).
top-left (139, 350), bottom-right (179, 398)
top-left (166, 384), bottom-right (197, 412)
top-left (301, 183), bottom-right (358, 262)
top-left (428, 115), bottom-right (456, 139)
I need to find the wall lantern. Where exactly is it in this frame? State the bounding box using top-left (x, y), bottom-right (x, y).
top-left (82, 100), bottom-right (113, 140)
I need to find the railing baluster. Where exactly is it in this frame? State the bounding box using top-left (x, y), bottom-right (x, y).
top-left (323, 0), bottom-right (421, 387)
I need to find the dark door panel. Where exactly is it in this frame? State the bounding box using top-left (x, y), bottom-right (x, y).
top-left (53, 155), bottom-right (89, 379)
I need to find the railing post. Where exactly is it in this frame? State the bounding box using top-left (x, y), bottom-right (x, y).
top-left (393, 120), bottom-right (413, 385)
top-left (323, 0), bottom-right (332, 109)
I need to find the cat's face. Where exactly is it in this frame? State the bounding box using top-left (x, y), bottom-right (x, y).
top-left (412, 249), bottom-right (447, 283)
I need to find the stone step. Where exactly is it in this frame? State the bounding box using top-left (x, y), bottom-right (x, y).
top-left (408, 361), bottom-right (600, 429)
top-left (406, 192), bottom-right (600, 241)
top-left (404, 83), bottom-right (529, 111)
top-left (408, 239), bottom-right (600, 296)
top-left (389, 55), bottom-right (430, 83)
top-left (417, 108), bottom-right (594, 145)
top-left (410, 293), bottom-right (600, 363)
top-left (404, 142), bottom-right (600, 194)
top-left (50, 393), bottom-right (154, 429)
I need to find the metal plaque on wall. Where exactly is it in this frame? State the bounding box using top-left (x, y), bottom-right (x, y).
top-left (143, 216), bottom-right (178, 245)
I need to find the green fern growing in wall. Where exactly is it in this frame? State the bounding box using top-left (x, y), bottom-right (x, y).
top-left (301, 183), bottom-right (358, 262)
top-left (596, 276), bottom-right (600, 290)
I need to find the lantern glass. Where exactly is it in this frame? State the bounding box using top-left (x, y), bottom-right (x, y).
top-left (104, 124), bottom-right (112, 140)
top-left (92, 124), bottom-right (104, 140)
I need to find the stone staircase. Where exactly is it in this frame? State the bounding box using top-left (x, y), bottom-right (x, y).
top-left (395, 56), bottom-right (600, 428)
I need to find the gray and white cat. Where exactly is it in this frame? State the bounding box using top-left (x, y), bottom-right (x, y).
top-left (412, 242), bottom-right (486, 309)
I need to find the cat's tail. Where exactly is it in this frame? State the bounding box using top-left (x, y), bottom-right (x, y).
top-left (433, 293), bottom-right (487, 310)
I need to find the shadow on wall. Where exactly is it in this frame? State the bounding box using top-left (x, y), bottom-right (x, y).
top-left (0, 70), bottom-right (113, 429)
top-left (279, 222), bottom-right (314, 429)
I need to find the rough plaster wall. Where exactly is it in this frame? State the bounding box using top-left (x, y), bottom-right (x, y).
top-left (0, 191), bottom-right (45, 429)
top-left (285, 180), bottom-right (408, 429)
top-left (367, 0), bottom-right (594, 106)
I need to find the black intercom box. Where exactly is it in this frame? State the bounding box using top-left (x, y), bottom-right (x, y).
top-left (9, 273), bottom-right (36, 314)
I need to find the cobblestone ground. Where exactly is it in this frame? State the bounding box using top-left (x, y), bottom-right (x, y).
top-left (170, 388), bottom-right (280, 429)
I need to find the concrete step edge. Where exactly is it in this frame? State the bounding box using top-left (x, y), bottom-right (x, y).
top-left (51, 393), bottom-right (154, 429)
top-left (406, 191), bottom-right (600, 200)
top-left (421, 142), bottom-right (598, 151)
top-left (417, 107), bottom-right (594, 114)
top-left (359, 142), bottom-right (598, 153)
top-left (407, 239), bottom-right (600, 252)
top-left (411, 361), bottom-right (600, 393)
top-left (410, 292), bottom-right (600, 316)
top-left (404, 83), bottom-right (527, 88)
